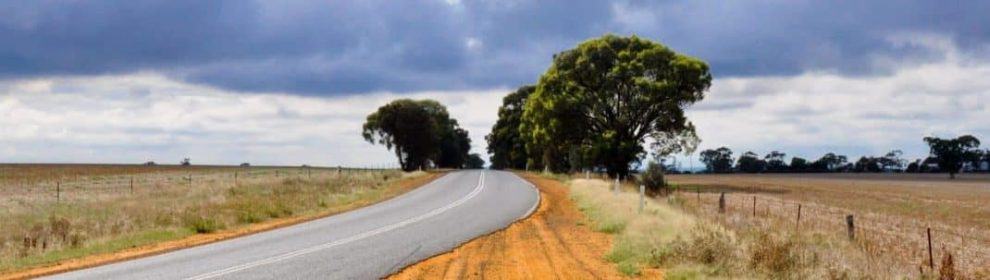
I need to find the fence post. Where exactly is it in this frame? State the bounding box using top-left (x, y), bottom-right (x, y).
top-left (614, 177), bottom-right (620, 196)
top-left (56, 181), bottom-right (61, 203)
top-left (234, 171), bottom-right (238, 186)
top-left (846, 215), bottom-right (855, 240)
top-left (752, 195), bottom-right (756, 217)
top-left (927, 227), bottom-right (934, 270)
top-left (796, 204), bottom-right (802, 230)
top-left (639, 185), bottom-right (646, 213)
top-left (718, 192), bottom-right (726, 213)
top-left (130, 177), bottom-right (134, 194)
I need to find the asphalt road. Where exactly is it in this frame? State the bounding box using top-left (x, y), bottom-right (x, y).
top-left (46, 170), bottom-right (540, 280)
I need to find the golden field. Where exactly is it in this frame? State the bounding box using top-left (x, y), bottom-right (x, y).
top-left (667, 173), bottom-right (990, 279)
top-left (0, 164), bottom-right (423, 275)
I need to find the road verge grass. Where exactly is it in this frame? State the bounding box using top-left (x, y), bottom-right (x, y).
top-left (569, 177), bottom-right (940, 279)
top-left (1, 170), bottom-right (437, 279)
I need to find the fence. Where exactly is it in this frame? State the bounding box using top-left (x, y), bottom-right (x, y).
top-left (0, 166), bottom-right (399, 204)
top-left (670, 187), bottom-right (989, 277)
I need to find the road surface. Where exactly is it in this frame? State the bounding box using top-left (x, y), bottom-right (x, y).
top-left (46, 170), bottom-right (539, 280)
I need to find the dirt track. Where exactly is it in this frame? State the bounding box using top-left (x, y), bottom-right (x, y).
top-left (390, 173), bottom-right (657, 279)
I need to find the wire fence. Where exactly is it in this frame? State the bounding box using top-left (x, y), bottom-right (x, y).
top-left (0, 166), bottom-right (399, 203)
top-left (671, 187), bottom-right (990, 277)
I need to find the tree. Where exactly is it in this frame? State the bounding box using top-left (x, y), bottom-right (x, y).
top-left (736, 151), bottom-right (765, 173)
top-left (906, 159), bottom-right (921, 173)
top-left (789, 157), bottom-right (808, 172)
top-left (923, 135), bottom-right (982, 179)
top-left (363, 99), bottom-right (472, 171)
top-left (640, 161), bottom-right (667, 195)
top-left (853, 156), bottom-right (882, 172)
top-left (879, 150), bottom-right (905, 171)
top-left (486, 86), bottom-right (535, 170)
top-left (180, 158), bottom-right (191, 166)
top-left (700, 147), bottom-right (733, 173)
top-left (521, 34), bottom-right (711, 178)
top-left (811, 153), bottom-right (847, 172)
top-left (764, 151), bottom-right (788, 172)
top-left (465, 153), bottom-right (485, 169)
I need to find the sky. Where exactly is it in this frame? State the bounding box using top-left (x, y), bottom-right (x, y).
top-left (1, 0), bottom-right (989, 167)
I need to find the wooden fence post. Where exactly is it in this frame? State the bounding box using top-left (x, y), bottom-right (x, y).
top-left (846, 215), bottom-right (855, 240)
top-left (718, 192), bottom-right (726, 213)
top-left (130, 177), bottom-right (134, 194)
top-left (56, 181), bottom-right (61, 203)
top-left (752, 196), bottom-right (757, 217)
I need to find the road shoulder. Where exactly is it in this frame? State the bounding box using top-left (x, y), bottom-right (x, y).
top-left (389, 172), bottom-right (641, 279)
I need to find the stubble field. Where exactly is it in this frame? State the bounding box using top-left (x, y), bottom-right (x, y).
top-left (667, 173), bottom-right (990, 278)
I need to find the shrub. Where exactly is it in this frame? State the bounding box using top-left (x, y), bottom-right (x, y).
top-left (184, 216), bottom-right (221, 233)
top-left (641, 161), bottom-right (667, 195)
top-left (749, 232), bottom-right (799, 276)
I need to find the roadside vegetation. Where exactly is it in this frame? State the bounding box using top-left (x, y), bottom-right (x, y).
top-left (563, 173), bottom-right (988, 279)
top-left (0, 165), bottom-right (426, 274)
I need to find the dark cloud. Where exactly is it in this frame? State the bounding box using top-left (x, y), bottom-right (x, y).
top-left (1, 0), bottom-right (988, 95)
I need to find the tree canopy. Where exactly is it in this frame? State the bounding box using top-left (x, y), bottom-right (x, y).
top-left (736, 151), bottom-right (765, 173)
top-left (362, 99), bottom-right (472, 171)
top-left (486, 86), bottom-right (534, 170)
top-left (520, 34), bottom-right (711, 177)
top-left (700, 147), bottom-right (734, 173)
top-left (923, 135), bottom-right (981, 178)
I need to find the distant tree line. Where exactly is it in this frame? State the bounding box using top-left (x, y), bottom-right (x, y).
top-left (486, 35), bottom-right (712, 178)
top-left (362, 99), bottom-right (482, 171)
top-left (691, 135), bottom-right (989, 179)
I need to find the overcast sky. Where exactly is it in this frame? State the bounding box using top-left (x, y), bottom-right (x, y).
top-left (1, 0), bottom-right (988, 167)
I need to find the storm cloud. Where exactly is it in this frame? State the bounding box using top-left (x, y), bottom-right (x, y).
top-left (2, 0), bottom-right (988, 95)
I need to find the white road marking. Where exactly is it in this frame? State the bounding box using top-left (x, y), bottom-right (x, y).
top-left (185, 172), bottom-right (487, 280)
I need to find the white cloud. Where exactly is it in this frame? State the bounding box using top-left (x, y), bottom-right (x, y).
top-left (0, 74), bottom-right (507, 166)
top-left (2, 34), bottom-right (988, 171)
top-left (684, 35), bottom-right (990, 166)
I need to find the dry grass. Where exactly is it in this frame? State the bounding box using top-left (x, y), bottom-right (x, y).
top-left (569, 179), bottom-right (700, 276)
top-left (0, 164), bottom-right (421, 274)
top-left (668, 173), bottom-right (990, 279)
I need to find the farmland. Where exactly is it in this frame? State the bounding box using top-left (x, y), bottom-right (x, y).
top-left (667, 173), bottom-right (990, 278)
top-left (0, 164), bottom-right (426, 274)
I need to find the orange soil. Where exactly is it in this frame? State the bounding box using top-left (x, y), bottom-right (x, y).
top-left (1, 172), bottom-right (441, 280)
top-left (390, 173), bottom-right (659, 279)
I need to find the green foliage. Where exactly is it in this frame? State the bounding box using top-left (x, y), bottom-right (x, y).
top-left (735, 151), bottom-right (765, 173)
top-left (486, 86), bottom-right (534, 170)
top-left (789, 157), bottom-right (809, 172)
top-left (923, 135), bottom-right (982, 178)
top-left (520, 34), bottom-right (711, 177)
top-left (183, 216), bottom-right (222, 234)
top-left (700, 147), bottom-right (733, 173)
top-left (362, 99), bottom-right (472, 171)
top-left (641, 161), bottom-right (666, 195)
top-left (465, 153), bottom-right (485, 169)
top-left (764, 151), bottom-right (788, 172)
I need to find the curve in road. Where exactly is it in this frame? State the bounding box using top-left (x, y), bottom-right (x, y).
top-left (45, 170), bottom-right (539, 280)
